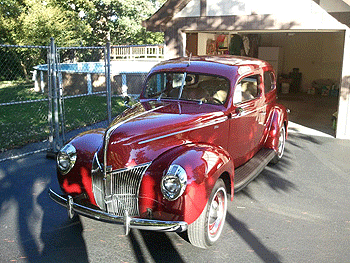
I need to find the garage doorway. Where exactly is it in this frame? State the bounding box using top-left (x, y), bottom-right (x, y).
top-left (186, 30), bottom-right (344, 136)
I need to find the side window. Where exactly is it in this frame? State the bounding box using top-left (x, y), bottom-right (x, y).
top-left (264, 71), bottom-right (275, 94)
top-left (233, 75), bottom-right (260, 103)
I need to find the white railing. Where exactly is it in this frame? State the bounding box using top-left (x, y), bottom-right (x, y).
top-left (111, 44), bottom-right (164, 60)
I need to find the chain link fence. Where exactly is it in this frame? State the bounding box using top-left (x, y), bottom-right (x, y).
top-left (0, 41), bottom-right (161, 162)
top-left (0, 44), bottom-right (51, 161)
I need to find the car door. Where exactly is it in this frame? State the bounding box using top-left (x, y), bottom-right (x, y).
top-left (228, 73), bottom-right (266, 167)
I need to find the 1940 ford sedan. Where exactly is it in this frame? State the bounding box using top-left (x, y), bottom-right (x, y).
top-left (49, 56), bottom-right (288, 249)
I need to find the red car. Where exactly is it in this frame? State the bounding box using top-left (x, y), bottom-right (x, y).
top-left (49, 56), bottom-right (288, 248)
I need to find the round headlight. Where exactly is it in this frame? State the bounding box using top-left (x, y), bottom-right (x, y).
top-left (161, 164), bottom-right (187, 201)
top-left (57, 144), bottom-right (77, 174)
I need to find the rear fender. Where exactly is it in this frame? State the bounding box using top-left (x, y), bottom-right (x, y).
top-left (264, 104), bottom-right (288, 151)
top-left (139, 143), bottom-right (234, 224)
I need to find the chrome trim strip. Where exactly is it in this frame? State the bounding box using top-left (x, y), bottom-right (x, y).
top-left (49, 188), bottom-right (188, 233)
top-left (103, 105), bottom-right (165, 174)
top-left (108, 161), bottom-right (152, 174)
top-left (231, 105), bottom-right (266, 119)
top-left (138, 116), bottom-right (228, 145)
top-left (94, 152), bottom-right (103, 170)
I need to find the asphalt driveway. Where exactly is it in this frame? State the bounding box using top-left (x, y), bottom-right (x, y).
top-left (0, 124), bottom-right (349, 263)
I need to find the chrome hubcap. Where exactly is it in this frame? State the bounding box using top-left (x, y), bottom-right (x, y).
top-left (208, 188), bottom-right (226, 240)
top-left (277, 127), bottom-right (285, 158)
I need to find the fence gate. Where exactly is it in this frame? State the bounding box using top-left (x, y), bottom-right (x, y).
top-left (46, 40), bottom-right (112, 156)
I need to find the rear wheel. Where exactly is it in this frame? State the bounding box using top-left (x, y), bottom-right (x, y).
top-left (188, 179), bottom-right (227, 249)
top-left (270, 125), bottom-right (286, 164)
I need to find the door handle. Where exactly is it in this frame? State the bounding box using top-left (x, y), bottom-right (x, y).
top-left (235, 107), bottom-right (243, 115)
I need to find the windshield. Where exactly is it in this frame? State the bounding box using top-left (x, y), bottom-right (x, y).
top-left (143, 72), bottom-right (230, 105)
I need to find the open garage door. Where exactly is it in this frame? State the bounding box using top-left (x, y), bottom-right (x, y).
top-left (186, 30), bottom-right (344, 136)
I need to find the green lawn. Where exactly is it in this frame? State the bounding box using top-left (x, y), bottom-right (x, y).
top-left (0, 81), bottom-right (126, 152)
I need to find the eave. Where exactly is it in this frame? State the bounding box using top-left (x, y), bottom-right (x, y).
top-left (142, 0), bottom-right (191, 32)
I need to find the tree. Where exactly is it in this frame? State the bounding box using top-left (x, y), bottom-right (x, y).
top-left (53, 0), bottom-right (165, 45)
top-left (0, 0), bottom-right (26, 44)
top-left (1, 0), bottom-right (92, 80)
top-left (0, 0), bottom-right (165, 79)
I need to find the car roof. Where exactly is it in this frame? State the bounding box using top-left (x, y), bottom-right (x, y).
top-left (149, 55), bottom-right (272, 79)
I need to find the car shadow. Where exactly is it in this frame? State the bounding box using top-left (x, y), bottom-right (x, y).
top-left (0, 154), bottom-right (89, 263)
top-left (225, 212), bottom-right (282, 263)
top-left (287, 129), bottom-right (327, 147)
top-left (129, 230), bottom-right (186, 263)
top-left (237, 149), bottom-right (297, 200)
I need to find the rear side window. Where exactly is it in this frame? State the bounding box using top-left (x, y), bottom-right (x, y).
top-left (233, 75), bottom-right (261, 103)
top-left (264, 71), bottom-right (275, 94)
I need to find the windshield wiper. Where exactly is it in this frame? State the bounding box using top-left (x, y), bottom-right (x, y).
top-left (157, 92), bottom-right (164, 101)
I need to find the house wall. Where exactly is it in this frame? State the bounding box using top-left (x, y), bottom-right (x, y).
top-left (320, 0), bottom-right (350, 27)
top-left (337, 28), bottom-right (350, 139)
top-left (319, 0), bottom-right (350, 12)
top-left (206, 0), bottom-right (251, 16)
top-left (175, 0), bottom-right (200, 17)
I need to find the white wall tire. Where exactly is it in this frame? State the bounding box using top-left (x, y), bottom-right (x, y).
top-left (188, 179), bottom-right (227, 249)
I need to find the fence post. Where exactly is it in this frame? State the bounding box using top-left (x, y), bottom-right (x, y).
top-left (122, 74), bottom-right (128, 96)
top-left (47, 37), bottom-right (61, 157)
top-left (56, 48), bottom-right (66, 144)
top-left (105, 42), bottom-right (112, 124)
top-left (47, 42), bottom-right (54, 157)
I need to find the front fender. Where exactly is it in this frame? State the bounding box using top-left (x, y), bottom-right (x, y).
top-left (138, 143), bottom-right (234, 225)
top-left (57, 129), bottom-right (105, 204)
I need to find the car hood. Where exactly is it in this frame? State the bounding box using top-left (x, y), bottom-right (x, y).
top-left (100, 100), bottom-right (228, 170)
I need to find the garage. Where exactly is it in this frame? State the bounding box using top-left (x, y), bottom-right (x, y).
top-left (143, 0), bottom-right (350, 139)
top-left (185, 30), bottom-right (344, 136)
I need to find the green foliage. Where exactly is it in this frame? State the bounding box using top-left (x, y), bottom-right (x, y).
top-left (19, 0), bottom-right (91, 47)
top-left (53, 0), bottom-right (165, 45)
top-left (1, 0), bottom-right (90, 46)
top-left (0, 0), bottom-right (25, 44)
top-left (1, 0), bottom-right (165, 80)
top-left (0, 46), bottom-right (47, 81)
top-left (1, 0), bottom-right (164, 47)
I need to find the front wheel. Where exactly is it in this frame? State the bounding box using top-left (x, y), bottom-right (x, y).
top-left (188, 179), bottom-right (227, 249)
top-left (270, 125), bottom-right (286, 164)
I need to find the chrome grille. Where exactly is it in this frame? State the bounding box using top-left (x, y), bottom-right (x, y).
top-left (91, 156), bottom-right (150, 217)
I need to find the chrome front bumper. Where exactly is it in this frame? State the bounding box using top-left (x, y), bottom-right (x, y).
top-left (49, 188), bottom-right (188, 235)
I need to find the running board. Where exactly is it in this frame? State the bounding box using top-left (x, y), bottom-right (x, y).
top-left (234, 148), bottom-right (276, 192)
